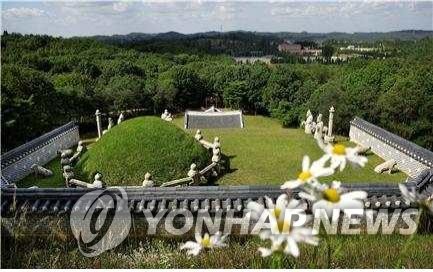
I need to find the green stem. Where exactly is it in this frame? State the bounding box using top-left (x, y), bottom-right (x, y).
top-left (395, 208), bottom-right (422, 268)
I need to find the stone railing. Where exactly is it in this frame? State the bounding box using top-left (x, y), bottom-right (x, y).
top-left (66, 129), bottom-right (224, 189)
top-left (94, 108), bottom-right (148, 139)
top-left (3, 177), bottom-right (431, 216)
top-left (1, 122), bottom-right (80, 183)
top-left (349, 117), bottom-right (433, 178)
top-left (159, 131), bottom-right (224, 187)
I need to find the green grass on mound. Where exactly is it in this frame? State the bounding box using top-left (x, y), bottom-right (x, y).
top-left (75, 117), bottom-right (209, 186)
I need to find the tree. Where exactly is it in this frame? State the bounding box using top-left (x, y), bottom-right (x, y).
top-left (223, 80), bottom-right (249, 109)
top-left (322, 45), bottom-right (335, 62)
top-left (156, 66), bottom-right (204, 111)
top-left (99, 75), bottom-right (149, 111)
top-left (1, 65), bottom-right (65, 151)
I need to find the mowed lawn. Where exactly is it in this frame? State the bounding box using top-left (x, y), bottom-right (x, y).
top-left (174, 115), bottom-right (407, 185)
top-left (18, 115), bottom-right (407, 188)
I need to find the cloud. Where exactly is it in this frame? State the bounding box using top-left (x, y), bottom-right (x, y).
top-left (3, 7), bottom-right (46, 19)
top-left (112, 2), bottom-right (131, 13)
top-left (268, 1), bottom-right (417, 18)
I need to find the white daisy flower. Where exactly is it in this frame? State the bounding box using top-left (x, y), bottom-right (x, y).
top-left (300, 181), bottom-right (368, 217)
top-left (319, 141), bottom-right (368, 171)
top-left (180, 232), bottom-right (227, 256)
top-left (399, 183), bottom-right (433, 214)
top-left (247, 194), bottom-right (318, 258)
top-left (281, 155), bottom-right (334, 189)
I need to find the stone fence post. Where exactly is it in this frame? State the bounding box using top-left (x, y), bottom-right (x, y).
top-left (325, 106), bottom-right (335, 143)
top-left (95, 109), bottom-right (102, 139)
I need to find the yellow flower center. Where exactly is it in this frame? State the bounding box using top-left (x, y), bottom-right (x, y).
top-left (201, 233), bottom-right (211, 248)
top-left (277, 218), bottom-right (291, 233)
top-left (323, 188), bottom-right (341, 203)
top-left (332, 144), bottom-right (347, 155)
top-left (272, 207), bottom-right (282, 218)
top-left (298, 171), bottom-right (312, 182)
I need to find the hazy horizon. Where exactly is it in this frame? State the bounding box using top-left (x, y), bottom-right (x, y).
top-left (2, 1), bottom-right (432, 37)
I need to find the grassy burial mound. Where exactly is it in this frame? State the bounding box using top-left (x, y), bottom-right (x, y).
top-left (75, 117), bottom-right (209, 186)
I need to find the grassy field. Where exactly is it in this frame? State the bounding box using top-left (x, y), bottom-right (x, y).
top-left (174, 115), bottom-right (407, 185)
top-left (17, 159), bottom-right (65, 188)
top-left (18, 117), bottom-right (209, 187)
top-left (3, 231), bottom-right (433, 268)
top-left (17, 115), bottom-right (406, 188)
top-left (6, 115), bottom-right (432, 269)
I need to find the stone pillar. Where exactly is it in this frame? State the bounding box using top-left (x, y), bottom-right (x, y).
top-left (325, 106), bottom-right (335, 143)
top-left (95, 109), bottom-right (102, 139)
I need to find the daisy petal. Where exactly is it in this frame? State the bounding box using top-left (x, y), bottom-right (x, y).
top-left (302, 155), bottom-right (310, 171)
top-left (285, 237), bottom-right (300, 257)
top-left (180, 241), bottom-right (199, 250)
top-left (194, 232), bottom-right (202, 243)
top-left (258, 247), bottom-right (273, 257)
top-left (341, 191), bottom-right (368, 200)
top-left (281, 180), bottom-right (302, 189)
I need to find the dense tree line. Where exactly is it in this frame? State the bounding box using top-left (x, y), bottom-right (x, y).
top-left (1, 33), bottom-right (432, 152)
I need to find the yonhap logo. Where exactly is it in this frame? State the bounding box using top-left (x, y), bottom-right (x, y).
top-left (70, 188), bottom-right (131, 257)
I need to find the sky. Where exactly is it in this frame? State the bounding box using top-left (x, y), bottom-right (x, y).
top-left (1, 0), bottom-right (432, 37)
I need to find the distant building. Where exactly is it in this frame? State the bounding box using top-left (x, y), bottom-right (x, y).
top-left (278, 42), bottom-right (303, 55)
top-left (234, 56), bottom-right (273, 64)
top-left (278, 42), bottom-right (321, 56)
top-left (339, 45), bottom-right (378, 52)
top-left (302, 47), bottom-right (322, 56)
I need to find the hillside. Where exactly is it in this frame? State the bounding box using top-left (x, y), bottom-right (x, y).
top-left (92, 30), bottom-right (433, 55)
top-left (74, 117), bottom-right (209, 186)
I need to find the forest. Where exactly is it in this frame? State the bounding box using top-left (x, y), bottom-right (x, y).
top-left (1, 32), bottom-right (433, 152)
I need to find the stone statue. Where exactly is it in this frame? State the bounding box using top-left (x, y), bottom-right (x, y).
top-left (60, 155), bottom-right (71, 169)
top-left (117, 112), bottom-right (125, 124)
top-left (301, 110), bottom-right (311, 127)
top-left (161, 109), bottom-right (173, 121)
top-left (108, 117), bottom-right (114, 130)
top-left (355, 145), bottom-right (371, 155)
top-left (58, 149), bottom-right (73, 158)
top-left (314, 120), bottom-right (324, 140)
top-left (374, 160), bottom-right (398, 174)
top-left (323, 126), bottom-right (328, 135)
top-left (212, 147), bottom-right (221, 163)
top-left (213, 137), bottom-right (221, 149)
top-left (188, 163), bottom-right (198, 177)
top-left (304, 113), bottom-right (314, 134)
top-left (316, 113), bottom-right (323, 123)
top-left (103, 117), bottom-right (115, 135)
top-left (68, 173), bottom-right (104, 188)
top-left (70, 142), bottom-right (86, 164)
top-left (62, 165), bottom-right (75, 184)
top-left (92, 173), bottom-right (104, 188)
top-left (188, 163), bottom-right (201, 185)
top-left (195, 129), bottom-right (203, 141)
top-left (31, 164), bottom-right (53, 178)
top-left (142, 172), bottom-right (154, 187)
top-left (76, 141), bottom-right (86, 153)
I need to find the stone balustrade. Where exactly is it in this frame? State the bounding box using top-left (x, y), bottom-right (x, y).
top-left (349, 117), bottom-right (433, 178)
top-left (1, 122), bottom-right (80, 183)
